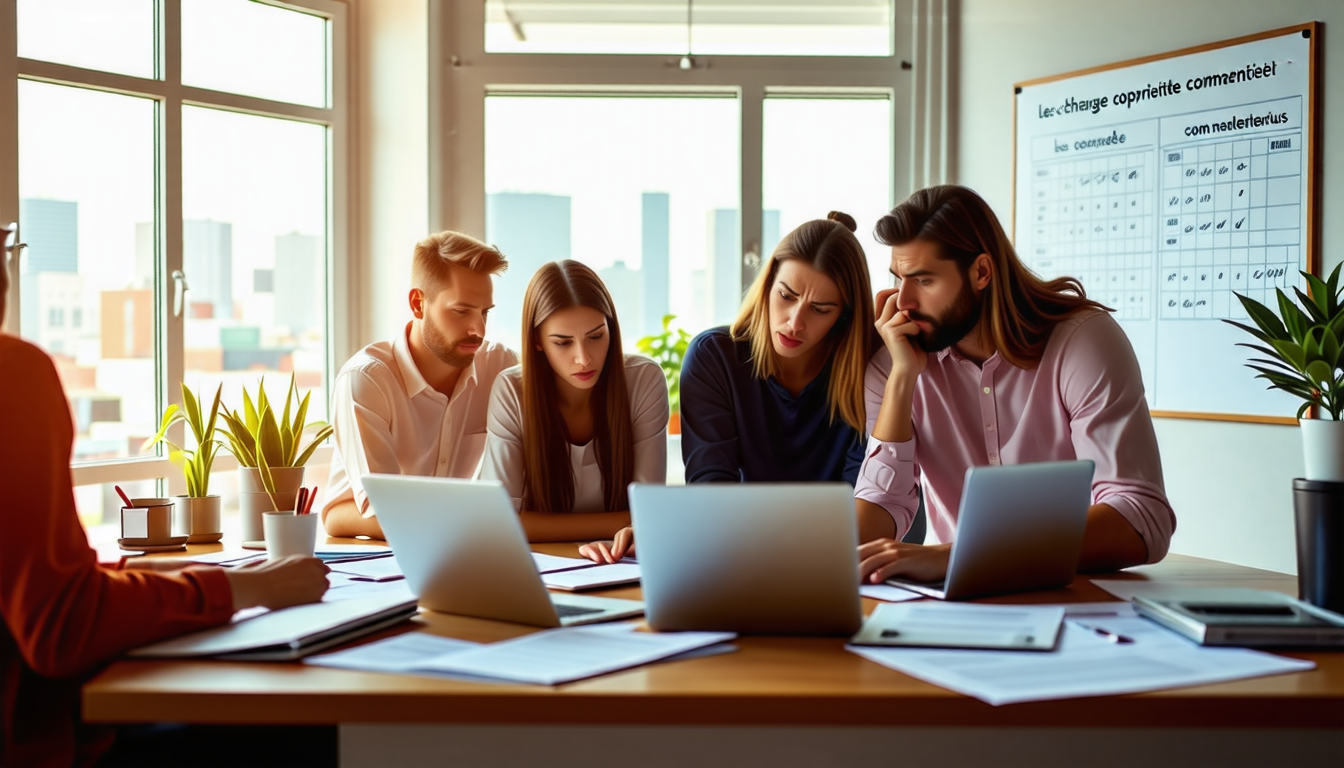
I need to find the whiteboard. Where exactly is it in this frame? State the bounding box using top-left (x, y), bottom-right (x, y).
top-left (1014, 24), bottom-right (1319, 423)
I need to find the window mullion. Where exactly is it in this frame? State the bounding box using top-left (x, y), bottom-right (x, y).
top-left (740, 83), bottom-right (764, 301)
top-left (161, 0), bottom-right (185, 498)
top-left (1, 0), bottom-right (18, 334)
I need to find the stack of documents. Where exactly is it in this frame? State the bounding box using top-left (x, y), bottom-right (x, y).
top-left (847, 602), bottom-right (1315, 705)
top-left (129, 592), bottom-right (418, 661)
top-left (309, 624), bottom-right (735, 685)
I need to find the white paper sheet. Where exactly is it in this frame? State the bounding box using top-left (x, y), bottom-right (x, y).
top-left (183, 549), bottom-right (267, 566)
top-left (324, 574), bottom-right (415, 602)
top-left (852, 602), bottom-right (1065, 651)
top-left (859, 584), bottom-right (923, 602)
top-left (418, 626), bottom-right (735, 685)
top-left (531, 552), bottom-right (595, 574)
top-left (330, 556), bottom-right (405, 581)
top-left (307, 632), bottom-right (481, 674)
top-left (542, 562), bottom-right (641, 591)
top-left (848, 611), bottom-right (1315, 705)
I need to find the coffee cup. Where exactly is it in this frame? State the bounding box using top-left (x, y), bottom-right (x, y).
top-left (120, 497), bottom-right (188, 549)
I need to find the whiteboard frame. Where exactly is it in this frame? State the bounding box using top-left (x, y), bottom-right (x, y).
top-left (1012, 22), bottom-right (1321, 425)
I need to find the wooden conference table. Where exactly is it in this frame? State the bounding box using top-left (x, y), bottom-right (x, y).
top-left (83, 543), bottom-right (1344, 767)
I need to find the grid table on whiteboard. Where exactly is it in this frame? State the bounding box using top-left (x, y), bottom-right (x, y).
top-left (1158, 132), bottom-right (1302, 321)
top-left (1028, 151), bottom-right (1155, 320)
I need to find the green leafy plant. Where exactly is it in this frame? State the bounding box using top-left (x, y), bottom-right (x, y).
top-left (1223, 263), bottom-right (1344, 420)
top-left (143, 383), bottom-right (223, 497)
top-left (636, 314), bottom-right (692, 415)
top-left (218, 374), bottom-right (334, 495)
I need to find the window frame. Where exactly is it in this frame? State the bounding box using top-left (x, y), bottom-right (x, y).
top-left (0, 0), bottom-right (352, 493)
top-left (432, 0), bottom-right (950, 292)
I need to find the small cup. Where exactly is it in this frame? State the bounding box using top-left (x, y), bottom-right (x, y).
top-left (263, 511), bottom-right (319, 561)
top-left (120, 497), bottom-right (181, 547)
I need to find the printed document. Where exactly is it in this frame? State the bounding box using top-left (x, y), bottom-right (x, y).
top-left (308, 625), bottom-right (734, 686)
top-left (851, 602), bottom-right (1065, 651)
top-left (848, 608), bottom-right (1314, 705)
top-left (542, 562), bottom-right (641, 591)
top-left (418, 625), bottom-right (734, 685)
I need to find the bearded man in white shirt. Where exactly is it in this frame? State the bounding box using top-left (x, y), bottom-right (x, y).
top-left (322, 231), bottom-right (519, 539)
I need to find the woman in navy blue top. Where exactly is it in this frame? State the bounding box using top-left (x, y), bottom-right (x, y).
top-left (682, 211), bottom-right (875, 485)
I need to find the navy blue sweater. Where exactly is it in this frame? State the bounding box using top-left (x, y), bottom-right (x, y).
top-left (679, 327), bottom-right (864, 485)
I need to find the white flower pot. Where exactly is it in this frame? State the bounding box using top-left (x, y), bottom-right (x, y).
top-left (1299, 418), bottom-right (1344, 481)
top-left (173, 495), bottom-right (222, 543)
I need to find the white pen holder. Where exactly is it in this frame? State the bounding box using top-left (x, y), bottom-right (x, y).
top-left (262, 512), bottom-right (319, 561)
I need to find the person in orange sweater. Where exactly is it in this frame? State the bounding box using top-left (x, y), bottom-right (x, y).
top-left (0, 224), bottom-right (331, 765)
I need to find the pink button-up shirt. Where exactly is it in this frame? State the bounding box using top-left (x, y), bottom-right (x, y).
top-left (854, 311), bottom-right (1176, 563)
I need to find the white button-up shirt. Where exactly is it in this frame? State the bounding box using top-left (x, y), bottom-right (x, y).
top-left (322, 323), bottom-right (518, 518)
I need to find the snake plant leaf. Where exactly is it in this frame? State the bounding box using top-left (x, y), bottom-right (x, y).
top-left (289, 390), bottom-right (312, 466)
top-left (293, 423), bottom-right (334, 468)
top-left (243, 387), bottom-right (259, 436)
top-left (1233, 292), bottom-right (1289, 340)
top-left (257, 440), bottom-right (275, 497)
top-left (258, 404), bottom-right (284, 469)
top-left (181, 384), bottom-right (203, 443)
top-left (142, 403), bottom-right (182, 452)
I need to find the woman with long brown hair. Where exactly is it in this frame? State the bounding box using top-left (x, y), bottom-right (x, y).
top-left (482, 260), bottom-right (669, 556)
top-left (680, 211), bottom-right (876, 486)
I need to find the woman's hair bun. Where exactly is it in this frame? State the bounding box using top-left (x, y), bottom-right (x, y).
top-left (826, 210), bottom-right (857, 233)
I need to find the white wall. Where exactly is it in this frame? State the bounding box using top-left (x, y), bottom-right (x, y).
top-left (959, 0), bottom-right (1344, 573)
top-left (353, 0), bottom-right (429, 349)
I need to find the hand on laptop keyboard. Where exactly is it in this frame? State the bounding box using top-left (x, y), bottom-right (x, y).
top-left (857, 540), bottom-right (952, 584)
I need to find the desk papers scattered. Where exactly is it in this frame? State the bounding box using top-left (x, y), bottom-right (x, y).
top-left (542, 562), bottom-right (641, 591)
top-left (859, 584), bottom-right (923, 602)
top-left (308, 625), bottom-right (735, 685)
top-left (128, 592), bottom-right (418, 661)
top-left (852, 602), bottom-right (1065, 651)
top-left (848, 605), bottom-right (1314, 705)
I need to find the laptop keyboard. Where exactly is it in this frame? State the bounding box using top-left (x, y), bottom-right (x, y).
top-left (554, 603), bottom-right (604, 618)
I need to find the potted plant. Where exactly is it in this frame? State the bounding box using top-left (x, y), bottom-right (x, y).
top-left (636, 314), bottom-right (692, 434)
top-left (1224, 263), bottom-right (1344, 480)
top-left (143, 383), bottom-right (225, 543)
top-left (218, 374), bottom-right (333, 542)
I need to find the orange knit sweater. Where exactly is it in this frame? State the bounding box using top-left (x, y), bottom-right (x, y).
top-left (0, 335), bottom-right (234, 766)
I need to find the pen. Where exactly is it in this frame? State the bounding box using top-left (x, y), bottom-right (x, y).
top-left (295, 487), bottom-right (308, 515)
top-left (1076, 622), bottom-right (1134, 644)
top-left (303, 486), bottom-right (317, 515)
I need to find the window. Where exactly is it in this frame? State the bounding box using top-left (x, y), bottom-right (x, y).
top-left (3, 0), bottom-right (348, 526)
top-left (441, 2), bottom-right (917, 353)
top-left (484, 94), bottom-right (739, 349)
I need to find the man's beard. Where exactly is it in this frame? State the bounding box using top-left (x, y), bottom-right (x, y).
top-left (422, 314), bottom-right (482, 368)
top-left (911, 280), bottom-right (985, 353)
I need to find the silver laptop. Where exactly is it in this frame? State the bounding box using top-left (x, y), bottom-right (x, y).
top-left (885, 460), bottom-right (1095, 600)
top-left (630, 483), bottom-right (863, 635)
top-left (361, 475), bottom-right (644, 627)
